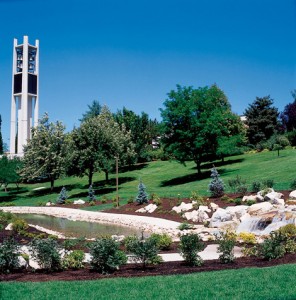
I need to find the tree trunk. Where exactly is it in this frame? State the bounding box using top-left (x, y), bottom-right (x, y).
top-left (88, 172), bottom-right (93, 186)
top-left (105, 170), bottom-right (109, 183)
top-left (196, 162), bottom-right (201, 175)
top-left (50, 179), bottom-right (54, 192)
top-left (277, 149), bottom-right (280, 157)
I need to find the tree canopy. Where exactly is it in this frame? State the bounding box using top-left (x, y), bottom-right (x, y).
top-left (67, 106), bottom-right (136, 185)
top-left (280, 90), bottom-right (296, 132)
top-left (0, 115), bottom-right (3, 155)
top-left (19, 113), bottom-right (68, 191)
top-left (244, 96), bottom-right (279, 146)
top-left (160, 84), bottom-right (245, 174)
top-left (79, 100), bottom-right (102, 122)
top-left (0, 156), bottom-right (22, 192)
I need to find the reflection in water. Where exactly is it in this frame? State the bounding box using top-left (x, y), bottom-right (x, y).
top-left (18, 213), bottom-right (143, 238)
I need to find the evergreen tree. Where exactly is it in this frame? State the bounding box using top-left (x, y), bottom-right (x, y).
top-left (0, 115), bottom-right (3, 154)
top-left (57, 186), bottom-right (68, 204)
top-left (88, 185), bottom-right (96, 202)
top-left (208, 167), bottom-right (225, 197)
top-left (136, 180), bottom-right (148, 204)
top-left (80, 100), bottom-right (102, 122)
top-left (244, 96), bottom-right (279, 146)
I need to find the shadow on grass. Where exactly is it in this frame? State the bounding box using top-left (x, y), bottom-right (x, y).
top-left (119, 163), bottom-right (149, 173)
top-left (161, 168), bottom-right (229, 187)
top-left (200, 158), bottom-right (245, 170)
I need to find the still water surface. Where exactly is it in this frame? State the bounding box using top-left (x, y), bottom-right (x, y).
top-left (18, 213), bottom-right (143, 238)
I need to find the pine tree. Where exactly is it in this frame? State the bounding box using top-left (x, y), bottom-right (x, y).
top-left (208, 167), bottom-right (225, 197)
top-left (136, 180), bottom-right (148, 204)
top-left (57, 186), bottom-right (68, 204)
top-left (88, 185), bottom-right (96, 202)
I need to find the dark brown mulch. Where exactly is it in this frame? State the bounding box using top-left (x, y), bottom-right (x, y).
top-left (1, 253), bottom-right (296, 282)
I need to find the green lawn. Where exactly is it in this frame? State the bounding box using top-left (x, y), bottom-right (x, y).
top-left (1, 264), bottom-right (296, 299)
top-left (0, 149), bottom-right (295, 209)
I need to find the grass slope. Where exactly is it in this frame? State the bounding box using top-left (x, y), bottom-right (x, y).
top-left (1, 264), bottom-right (296, 300)
top-left (0, 149), bottom-right (295, 209)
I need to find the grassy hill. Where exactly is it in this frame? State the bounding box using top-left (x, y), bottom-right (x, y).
top-left (0, 149), bottom-right (295, 209)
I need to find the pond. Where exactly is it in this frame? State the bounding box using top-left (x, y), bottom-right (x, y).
top-left (18, 213), bottom-right (145, 239)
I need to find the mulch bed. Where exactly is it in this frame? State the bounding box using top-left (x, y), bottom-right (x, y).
top-left (1, 253), bottom-right (296, 282)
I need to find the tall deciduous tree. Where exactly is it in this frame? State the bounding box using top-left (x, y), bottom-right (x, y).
top-left (244, 96), bottom-right (279, 146)
top-left (67, 106), bottom-right (135, 185)
top-left (160, 84), bottom-right (244, 174)
top-left (19, 113), bottom-right (67, 191)
top-left (114, 107), bottom-right (160, 162)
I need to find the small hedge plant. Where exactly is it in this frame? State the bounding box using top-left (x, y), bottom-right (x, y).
top-left (216, 231), bottom-right (236, 264)
top-left (62, 250), bottom-right (85, 270)
top-left (179, 233), bottom-right (204, 266)
top-left (0, 237), bottom-right (20, 273)
top-left (89, 236), bottom-right (127, 274)
top-left (149, 233), bottom-right (173, 250)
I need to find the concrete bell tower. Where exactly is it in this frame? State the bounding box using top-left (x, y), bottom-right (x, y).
top-left (10, 35), bottom-right (39, 156)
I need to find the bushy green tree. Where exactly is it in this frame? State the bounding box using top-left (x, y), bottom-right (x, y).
top-left (208, 167), bottom-right (225, 197)
top-left (266, 134), bottom-right (290, 156)
top-left (0, 237), bottom-right (20, 273)
top-left (161, 84), bottom-right (245, 174)
top-left (0, 156), bottom-right (22, 192)
top-left (136, 180), bottom-right (148, 204)
top-left (19, 113), bottom-right (68, 191)
top-left (67, 106), bottom-right (136, 185)
top-left (0, 115), bottom-right (3, 155)
top-left (244, 96), bottom-right (279, 146)
top-left (280, 90), bottom-right (296, 132)
top-left (114, 107), bottom-right (160, 162)
top-left (80, 100), bottom-right (102, 122)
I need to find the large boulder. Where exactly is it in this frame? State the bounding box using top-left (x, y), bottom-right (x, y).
top-left (264, 191), bottom-right (284, 203)
top-left (136, 203), bottom-right (157, 213)
top-left (172, 202), bottom-right (193, 214)
top-left (210, 208), bottom-right (234, 227)
top-left (210, 202), bottom-right (219, 211)
top-left (225, 205), bottom-right (248, 219)
top-left (247, 202), bottom-right (273, 215)
top-left (242, 195), bottom-right (257, 202)
top-left (184, 210), bottom-right (209, 223)
top-left (74, 199), bottom-right (85, 205)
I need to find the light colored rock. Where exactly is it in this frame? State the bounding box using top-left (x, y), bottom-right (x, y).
top-left (240, 212), bottom-right (251, 222)
top-left (184, 210), bottom-right (209, 223)
top-left (226, 205), bottom-right (248, 219)
top-left (74, 199), bottom-right (85, 205)
top-left (172, 202), bottom-right (193, 213)
top-left (264, 191), bottom-right (284, 203)
top-left (46, 202), bottom-right (52, 206)
top-left (5, 223), bottom-right (13, 230)
top-left (210, 202), bottom-right (219, 211)
top-left (198, 205), bottom-right (211, 213)
top-left (247, 202), bottom-right (273, 215)
top-left (257, 188), bottom-right (274, 198)
top-left (136, 203), bottom-right (157, 213)
top-left (289, 190), bottom-right (296, 200)
top-left (272, 198), bottom-right (285, 206)
top-left (210, 208), bottom-right (234, 227)
top-left (218, 220), bottom-right (240, 231)
top-left (242, 195), bottom-right (257, 202)
top-left (256, 194), bottom-right (264, 202)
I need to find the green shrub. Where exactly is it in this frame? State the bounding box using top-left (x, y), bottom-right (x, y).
top-left (126, 236), bottom-right (161, 269)
top-left (238, 232), bottom-right (256, 244)
top-left (251, 181), bottom-right (261, 193)
top-left (149, 233), bottom-right (173, 250)
top-left (62, 250), bottom-right (85, 270)
top-left (262, 179), bottom-right (274, 188)
top-left (127, 196), bottom-right (134, 204)
top-left (136, 180), bottom-right (149, 204)
top-left (152, 194), bottom-right (162, 206)
top-left (101, 196), bottom-right (107, 204)
top-left (290, 179), bottom-right (296, 190)
top-left (242, 246), bottom-right (258, 257)
top-left (179, 233), bottom-right (204, 266)
top-left (29, 238), bottom-right (62, 271)
top-left (89, 237), bottom-right (127, 273)
top-left (190, 192), bottom-right (205, 205)
top-left (234, 198), bottom-right (242, 205)
top-left (216, 231), bottom-right (236, 264)
top-left (258, 231), bottom-right (286, 260)
top-left (89, 200), bottom-right (96, 206)
top-left (178, 222), bottom-right (194, 231)
top-left (284, 239), bottom-right (296, 254)
top-left (57, 186), bottom-right (68, 204)
top-left (236, 184), bottom-right (248, 196)
top-left (0, 237), bottom-right (20, 273)
top-left (246, 200), bottom-right (256, 206)
top-left (123, 235), bottom-right (138, 248)
top-left (228, 175), bottom-right (246, 193)
top-left (12, 218), bottom-right (29, 233)
top-left (0, 210), bottom-right (15, 225)
top-left (277, 224), bottom-right (296, 239)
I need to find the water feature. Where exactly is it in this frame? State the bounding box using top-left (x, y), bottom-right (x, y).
top-left (237, 211), bottom-right (296, 235)
top-left (18, 213), bottom-right (145, 238)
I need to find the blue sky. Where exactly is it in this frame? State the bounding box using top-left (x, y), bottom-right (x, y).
top-left (0, 0), bottom-right (295, 147)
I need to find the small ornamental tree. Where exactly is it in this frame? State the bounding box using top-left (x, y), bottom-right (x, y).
top-left (88, 185), bottom-right (96, 202)
top-left (208, 167), bottom-right (225, 197)
top-left (57, 186), bottom-right (68, 204)
top-left (136, 180), bottom-right (148, 204)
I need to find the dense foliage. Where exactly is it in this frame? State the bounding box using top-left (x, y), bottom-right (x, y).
top-left (136, 180), bottom-right (149, 204)
top-left (19, 113), bottom-right (68, 191)
top-left (208, 167), bottom-right (225, 197)
top-left (244, 96), bottom-right (279, 146)
top-left (0, 156), bottom-right (22, 192)
top-left (161, 84), bottom-right (245, 174)
top-left (88, 237), bottom-right (127, 273)
top-left (179, 233), bottom-right (204, 266)
top-left (0, 238), bottom-right (20, 273)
